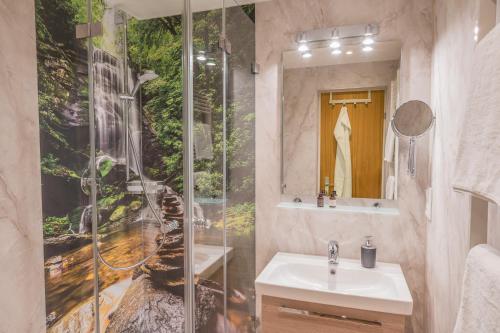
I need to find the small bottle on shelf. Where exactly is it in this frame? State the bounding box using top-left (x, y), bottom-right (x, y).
top-left (329, 190), bottom-right (337, 208)
top-left (317, 191), bottom-right (325, 208)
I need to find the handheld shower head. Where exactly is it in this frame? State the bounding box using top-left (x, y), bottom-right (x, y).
top-left (138, 70), bottom-right (159, 84)
top-left (130, 70), bottom-right (159, 97)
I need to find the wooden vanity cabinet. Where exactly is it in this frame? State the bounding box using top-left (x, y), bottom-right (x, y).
top-left (261, 295), bottom-right (406, 333)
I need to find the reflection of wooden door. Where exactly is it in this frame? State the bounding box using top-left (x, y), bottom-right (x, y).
top-left (320, 90), bottom-right (384, 198)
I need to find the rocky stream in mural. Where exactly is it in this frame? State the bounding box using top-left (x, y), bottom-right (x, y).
top-left (37, 0), bottom-right (255, 332)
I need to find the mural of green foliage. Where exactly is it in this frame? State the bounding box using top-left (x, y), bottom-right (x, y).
top-left (127, 16), bottom-right (185, 192)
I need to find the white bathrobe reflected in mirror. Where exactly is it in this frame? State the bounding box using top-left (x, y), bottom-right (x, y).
top-left (334, 106), bottom-right (352, 198)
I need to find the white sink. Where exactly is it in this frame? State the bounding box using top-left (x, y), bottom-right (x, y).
top-left (255, 252), bottom-right (413, 315)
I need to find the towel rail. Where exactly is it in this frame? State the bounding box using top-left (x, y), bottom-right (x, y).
top-left (329, 90), bottom-right (372, 106)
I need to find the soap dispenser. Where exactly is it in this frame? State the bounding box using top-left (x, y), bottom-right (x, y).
top-left (361, 236), bottom-right (376, 268)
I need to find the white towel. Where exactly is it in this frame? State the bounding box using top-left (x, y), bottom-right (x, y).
top-left (385, 176), bottom-right (395, 200)
top-left (384, 126), bottom-right (396, 162)
top-left (453, 244), bottom-right (500, 333)
top-left (384, 80), bottom-right (398, 162)
top-left (334, 106), bottom-right (352, 198)
top-left (454, 25), bottom-right (500, 204)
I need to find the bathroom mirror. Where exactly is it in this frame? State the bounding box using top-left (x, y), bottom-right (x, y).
top-left (392, 100), bottom-right (434, 177)
top-left (281, 39), bottom-right (402, 202)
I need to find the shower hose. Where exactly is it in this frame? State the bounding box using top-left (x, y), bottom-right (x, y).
top-left (96, 126), bottom-right (179, 271)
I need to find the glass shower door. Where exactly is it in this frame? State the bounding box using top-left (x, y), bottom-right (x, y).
top-left (89, 1), bottom-right (186, 332)
top-left (223, 2), bottom-right (256, 331)
top-left (191, 3), bottom-right (226, 332)
top-left (191, 1), bottom-right (256, 332)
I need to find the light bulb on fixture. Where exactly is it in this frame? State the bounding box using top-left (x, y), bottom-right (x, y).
top-left (297, 32), bottom-right (309, 52)
top-left (302, 51), bottom-right (312, 59)
top-left (362, 46), bottom-right (373, 52)
top-left (331, 28), bottom-right (340, 40)
top-left (298, 43), bottom-right (309, 52)
top-left (331, 49), bottom-right (342, 55)
top-left (329, 40), bottom-right (341, 49)
top-left (346, 50), bottom-right (353, 55)
top-left (362, 36), bottom-right (374, 45)
top-left (364, 24), bottom-right (374, 36)
top-left (297, 32), bottom-right (307, 43)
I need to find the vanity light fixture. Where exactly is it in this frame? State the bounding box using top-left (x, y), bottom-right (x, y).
top-left (296, 24), bottom-right (379, 60)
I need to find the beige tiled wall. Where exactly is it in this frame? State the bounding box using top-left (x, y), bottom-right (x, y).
top-left (255, 1), bottom-right (433, 332)
top-left (0, 0), bottom-right (46, 331)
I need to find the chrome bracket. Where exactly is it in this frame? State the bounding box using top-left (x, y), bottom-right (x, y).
top-left (76, 22), bottom-right (103, 39)
top-left (251, 62), bottom-right (260, 74)
top-left (219, 35), bottom-right (232, 55)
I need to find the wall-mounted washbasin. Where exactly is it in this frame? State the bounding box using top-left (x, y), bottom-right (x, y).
top-left (255, 252), bottom-right (413, 315)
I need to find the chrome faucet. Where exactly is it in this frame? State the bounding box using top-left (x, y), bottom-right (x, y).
top-left (328, 240), bottom-right (339, 265)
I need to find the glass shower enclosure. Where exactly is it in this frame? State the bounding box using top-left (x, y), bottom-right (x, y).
top-left (36, 0), bottom-right (255, 332)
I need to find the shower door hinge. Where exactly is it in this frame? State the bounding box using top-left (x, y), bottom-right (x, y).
top-left (219, 35), bottom-right (232, 55)
top-left (251, 62), bottom-right (260, 74)
top-left (76, 22), bottom-right (103, 39)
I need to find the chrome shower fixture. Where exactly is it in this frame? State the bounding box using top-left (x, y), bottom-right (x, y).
top-left (119, 70), bottom-right (159, 101)
top-left (119, 69), bottom-right (159, 183)
top-left (130, 70), bottom-right (159, 98)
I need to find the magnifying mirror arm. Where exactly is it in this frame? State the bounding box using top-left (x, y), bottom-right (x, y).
top-left (408, 136), bottom-right (416, 178)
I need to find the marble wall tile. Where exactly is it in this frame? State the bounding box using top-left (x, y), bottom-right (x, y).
top-left (0, 0), bottom-right (46, 332)
top-left (427, 0), bottom-right (500, 332)
top-left (255, 1), bottom-right (433, 332)
top-left (283, 61), bottom-right (398, 196)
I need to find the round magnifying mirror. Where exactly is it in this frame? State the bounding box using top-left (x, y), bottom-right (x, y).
top-left (391, 100), bottom-right (434, 177)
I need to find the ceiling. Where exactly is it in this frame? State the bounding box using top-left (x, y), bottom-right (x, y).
top-left (106, 0), bottom-right (266, 20)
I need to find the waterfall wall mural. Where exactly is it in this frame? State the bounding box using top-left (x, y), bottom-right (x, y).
top-left (36, 0), bottom-right (255, 331)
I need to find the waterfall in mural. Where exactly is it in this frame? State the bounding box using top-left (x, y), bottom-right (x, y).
top-left (93, 49), bottom-right (125, 162)
top-left (93, 48), bottom-right (141, 173)
top-left (79, 205), bottom-right (92, 234)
